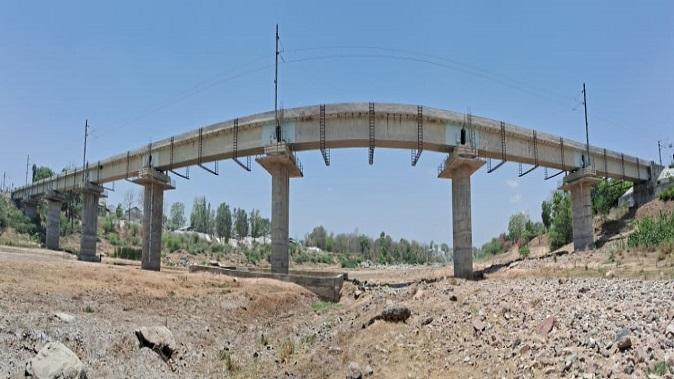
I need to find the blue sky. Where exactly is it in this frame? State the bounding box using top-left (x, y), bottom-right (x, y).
top-left (1, 1), bottom-right (672, 246)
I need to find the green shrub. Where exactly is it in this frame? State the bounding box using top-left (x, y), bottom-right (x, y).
top-left (628, 213), bottom-right (674, 249)
top-left (101, 215), bottom-right (116, 235)
top-left (339, 255), bottom-right (362, 268)
top-left (0, 197), bottom-right (36, 236)
top-left (549, 191), bottom-right (573, 250)
top-left (519, 245), bottom-right (530, 258)
top-left (659, 187), bottom-right (674, 202)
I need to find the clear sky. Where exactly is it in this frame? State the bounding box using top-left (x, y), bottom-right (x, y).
top-left (1, 1), bottom-right (672, 246)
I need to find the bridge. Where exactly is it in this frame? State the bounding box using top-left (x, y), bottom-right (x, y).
top-left (10, 102), bottom-right (660, 278)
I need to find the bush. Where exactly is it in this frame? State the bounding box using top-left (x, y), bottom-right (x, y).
top-left (519, 245), bottom-right (530, 258)
top-left (659, 187), bottom-right (674, 202)
top-left (101, 215), bottom-right (116, 235)
top-left (0, 197), bottom-right (36, 236)
top-left (628, 213), bottom-right (674, 249)
top-left (114, 246), bottom-right (142, 260)
top-left (339, 255), bottom-right (362, 268)
top-left (592, 179), bottom-right (631, 215)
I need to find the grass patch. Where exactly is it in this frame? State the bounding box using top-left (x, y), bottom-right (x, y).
top-left (84, 305), bottom-right (95, 313)
top-left (277, 339), bottom-right (295, 363)
top-left (311, 301), bottom-right (341, 313)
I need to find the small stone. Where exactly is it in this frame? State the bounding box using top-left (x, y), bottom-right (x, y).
top-left (623, 363), bottom-right (634, 375)
top-left (53, 313), bottom-right (75, 323)
top-left (666, 323), bottom-right (674, 337)
top-left (364, 365), bottom-right (373, 376)
top-left (605, 270), bottom-right (615, 279)
top-left (25, 341), bottom-right (87, 379)
top-left (354, 290), bottom-right (363, 300)
top-left (449, 295), bottom-right (458, 302)
top-left (421, 317), bottom-right (433, 326)
top-left (472, 319), bottom-right (486, 332)
top-left (368, 304), bottom-right (411, 326)
top-left (346, 361), bottom-right (362, 379)
top-left (615, 329), bottom-right (632, 351)
top-left (536, 316), bottom-right (556, 336)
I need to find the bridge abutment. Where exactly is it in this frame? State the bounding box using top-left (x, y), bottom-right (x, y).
top-left (133, 168), bottom-right (174, 271)
top-left (439, 146), bottom-right (485, 279)
top-left (22, 198), bottom-right (40, 224)
top-left (79, 183), bottom-right (104, 262)
top-left (562, 168), bottom-right (601, 251)
top-left (45, 191), bottom-right (65, 250)
top-left (256, 143), bottom-right (303, 275)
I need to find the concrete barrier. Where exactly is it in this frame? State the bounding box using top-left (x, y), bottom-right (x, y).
top-left (188, 265), bottom-right (346, 302)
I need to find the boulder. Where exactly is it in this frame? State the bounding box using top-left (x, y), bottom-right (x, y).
top-left (134, 326), bottom-right (177, 361)
top-left (53, 313), bottom-right (75, 323)
top-left (25, 342), bottom-right (87, 379)
top-left (366, 304), bottom-right (411, 327)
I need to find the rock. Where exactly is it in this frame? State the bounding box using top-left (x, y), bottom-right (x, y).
top-left (134, 326), bottom-right (177, 361)
top-left (363, 364), bottom-right (373, 376)
top-left (25, 341), bottom-right (87, 379)
top-left (472, 319), bottom-right (486, 332)
top-left (578, 287), bottom-right (590, 294)
top-left (354, 290), bottom-right (363, 300)
top-left (666, 353), bottom-right (674, 368)
top-left (346, 361), bottom-right (362, 379)
top-left (421, 317), bottom-right (433, 326)
top-left (449, 295), bottom-right (458, 302)
top-left (367, 304), bottom-right (411, 326)
top-left (536, 316), bottom-right (556, 336)
top-left (615, 329), bottom-right (632, 351)
top-left (413, 290), bottom-right (425, 300)
top-left (605, 270), bottom-right (615, 279)
top-left (208, 260), bottom-right (219, 267)
top-left (53, 313), bottom-right (75, 323)
top-left (666, 323), bottom-right (674, 337)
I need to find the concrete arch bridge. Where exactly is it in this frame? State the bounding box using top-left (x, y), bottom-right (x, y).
top-left (11, 103), bottom-right (660, 278)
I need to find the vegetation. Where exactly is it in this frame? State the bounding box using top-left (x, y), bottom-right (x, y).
top-left (519, 245), bottom-right (530, 258)
top-left (591, 179), bottom-right (631, 215)
top-left (215, 203), bottom-right (232, 240)
top-left (167, 202), bottom-right (186, 231)
top-left (659, 186), bottom-right (674, 202)
top-left (311, 301), bottom-right (341, 313)
top-left (0, 197), bottom-right (37, 235)
top-left (113, 246), bottom-right (142, 260)
top-left (628, 212), bottom-right (674, 251)
top-left (548, 191), bottom-right (573, 250)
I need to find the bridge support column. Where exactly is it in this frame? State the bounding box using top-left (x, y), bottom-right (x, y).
top-left (256, 143), bottom-right (303, 275)
top-left (45, 192), bottom-right (65, 250)
top-left (133, 168), bottom-right (174, 271)
top-left (438, 146), bottom-right (484, 279)
top-left (562, 168), bottom-right (601, 251)
top-left (79, 183), bottom-right (104, 262)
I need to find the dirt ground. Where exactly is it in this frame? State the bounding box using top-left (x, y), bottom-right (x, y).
top-left (1, 243), bottom-right (674, 378)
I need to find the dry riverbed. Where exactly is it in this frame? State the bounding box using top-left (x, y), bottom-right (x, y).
top-left (1, 246), bottom-right (673, 378)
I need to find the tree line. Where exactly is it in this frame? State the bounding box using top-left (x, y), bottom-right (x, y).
top-left (166, 197), bottom-right (270, 240)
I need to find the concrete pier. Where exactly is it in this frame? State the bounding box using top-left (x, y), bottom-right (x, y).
top-left (562, 168), bottom-right (601, 251)
top-left (133, 168), bottom-right (174, 271)
top-left (439, 146), bottom-right (485, 279)
top-left (256, 143), bottom-right (303, 274)
top-left (45, 192), bottom-right (65, 250)
top-left (79, 183), bottom-right (104, 262)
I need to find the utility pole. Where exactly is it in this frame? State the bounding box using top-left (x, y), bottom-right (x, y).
top-left (658, 140), bottom-right (663, 166)
top-left (25, 154), bottom-right (30, 185)
top-left (582, 83), bottom-right (591, 168)
top-left (82, 119), bottom-right (89, 170)
top-left (274, 24), bottom-right (281, 142)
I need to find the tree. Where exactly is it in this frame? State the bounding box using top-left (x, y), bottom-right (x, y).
top-left (591, 179), bottom-right (631, 215)
top-left (168, 202), bottom-right (186, 231)
top-left (215, 203), bottom-right (232, 240)
top-left (306, 226), bottom-right (328, 250)
top-left (508, 213), bottom-right (528, 244)
top-left (123, 189), bottom-right (138, 222)
top-left (115, 204), bottom-right (124, 219)
top-left (233, 208), bottom-right (248, 238)
top-left (190, 197), bottom-right (210, 234)
top-left (541, 200), bottom-right (552, 230)
top-left (259, 217), bottom-right (271, 237)
top-left (249, 209), bottom-right (264, 238)
top-left (32, 165), bottom-right (54, 183)
top-left (548, 191), bottom-right (573, 250)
